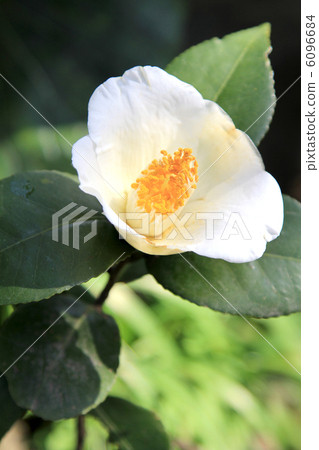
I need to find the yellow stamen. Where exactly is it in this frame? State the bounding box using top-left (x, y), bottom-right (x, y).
top-left (131, 148), bottom-right (198, 214)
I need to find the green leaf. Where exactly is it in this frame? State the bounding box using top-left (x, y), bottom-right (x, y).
top-left (0, 294), bottom-right (121, 420)
top-left (146, 195), bottom-right (300, 318)
top-left (117, 257), bottom-right (148, 283)
top-left (0, 376), bottom-right (25, 440)
top-left (166, 23), bottom-right (275, 146)
top-left (0, 171), bottom-right (131, 305)
top-left (91, 396), bottom-right (170, 450)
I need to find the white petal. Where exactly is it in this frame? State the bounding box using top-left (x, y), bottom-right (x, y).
top-left (72, 136), bottom-right (182, 254)
top-left (121, 230), bottom-right (180, 255)
top-left (87, 66), bottom-right (207, 194)
top-left (109, 211), bottom-right (181, 255)
top-left (74, 67), bottom-right (283, 262)
top-left (71, 136), bottom-right (126, 216)
top-left (154, 100), bottom-right (283, 263)
top-left (191, 100), bottom-right (264, 202)
top-left (170, 171), bottom-right (283, 263)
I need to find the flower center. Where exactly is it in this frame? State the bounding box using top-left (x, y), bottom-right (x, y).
top-left (131, 148), bottom-right (198, 214)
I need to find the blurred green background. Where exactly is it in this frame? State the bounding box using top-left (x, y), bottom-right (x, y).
top-left (0, 0), bottom-right (300, 449)
top-left (0, 0), bottom-right (300, 198)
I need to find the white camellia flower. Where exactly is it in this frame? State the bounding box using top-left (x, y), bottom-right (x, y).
top-left (72, 66), bottom-right (283, 263)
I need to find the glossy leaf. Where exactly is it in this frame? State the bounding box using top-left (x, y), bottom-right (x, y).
top-left (0, 377), bottom-right (25, 440)
top-left (0, 171), bottom-right (131, 305)
top-left (117, 257), bottom-right (148, 284)
top-left (167, 23), bottom-right (275, 146)
top-left (0, 294), bottom-right (121, 420)
top-left (91, 396), bottom-right (170, 450)
top-left (146, 196), bottom-right (300, 318)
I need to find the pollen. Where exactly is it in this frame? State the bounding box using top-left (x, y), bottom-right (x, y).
top-left (131, 148), bottom-right (198, 214)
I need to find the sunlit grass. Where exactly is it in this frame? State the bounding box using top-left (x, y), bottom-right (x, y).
top-left (96, 275), bottom-right (301, 450)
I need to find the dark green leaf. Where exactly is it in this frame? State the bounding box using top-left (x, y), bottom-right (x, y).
top-left (117, 257), bottom-right (148, 284)
top-left (91, 396), bottom-right (169, 450)
top-left (146, 195), bottom-right (300, 318)
top-left (167, 23), bottom-right (275, 146)
top-left (0, 171), bottom-right (131, 305)
top-left (0, 376), bottom-right (25, 440)
top-left (0, 294), bottom-right (121, 420)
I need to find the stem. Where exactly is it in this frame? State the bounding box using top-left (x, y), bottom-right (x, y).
top-left (95, 252), bottom-right (144, 307)
top-left (76, 415), bottom-right (85, 450)
top-left (95, 258), bottom-right (128, 306)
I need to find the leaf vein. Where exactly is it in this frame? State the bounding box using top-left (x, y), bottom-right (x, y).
top-left (213, 34), bottom-right (259, 102)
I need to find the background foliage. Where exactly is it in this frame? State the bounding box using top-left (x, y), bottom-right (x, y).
top-left (0, 0), bottom-right (301, 199)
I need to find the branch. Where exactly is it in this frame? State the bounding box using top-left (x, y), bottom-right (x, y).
top-left (76, 415), bottom-right (85, 450)
top-left (95, 258), bottom-right (128, 306)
